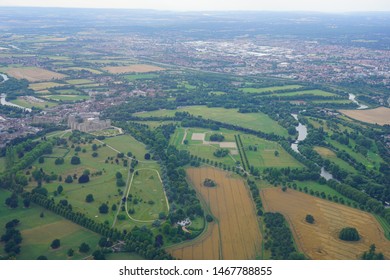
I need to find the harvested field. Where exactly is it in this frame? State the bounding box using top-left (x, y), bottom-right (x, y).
top-left (103, 64), bottom-right (165, 74)
top-left (339, 107), bottom-right (390, 125)
top-left (168, 167), bottom-right (262, 260)
top-left (2, 67), bottom-right (66, 82)
top-left (191, 133), bottom-right (205, 141)
top-left (261, 188), bottom-right (390, 260)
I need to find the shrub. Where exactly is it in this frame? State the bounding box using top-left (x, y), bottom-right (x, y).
top-left (339, 227), bottom-right (360, 241)
top-left (305, 214), bottom-right (315, 224)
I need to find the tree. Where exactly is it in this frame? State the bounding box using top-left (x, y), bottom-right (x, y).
top-left (5, 193), bottom-right (18, 209)
top-left (85, 194), bottom-right (94, 203)
top-left (144, 153), bottom-right (151, 160)
top-left (155, 234), bottom-right (164, 248)
top-left (79, 242), bottom-right (90, 253)
top-left (37, 255), bottom-right (48, 260)
top-left (70, 156), bottom-right (81, 165)
top-left (99, 203), bottom-right (109, 214)
top-left (67, 248), bottom-right (74, 257)
top-left (305, 214), bottom-right (315, 224)
top-left (361, 244), bottom-right (385, 260)
top-left (92, 152), bottom-right (98, 158)
top-left (78, 174), bottom-right (90, 184)
top-left (55, 158), bottom-right (64, 165)
top-left (57, 185), bottom-right (63, 194)
top-left (92, 250), bottom-right (106, 260)
top-left (50, 239), bottom-right (61, 249)
top-left (98, 237), bottom-right (112, 248)
top-left (92, 144), bottom-right (98, 151)
top-left (206, 214), bottom-right (214, 222)
top-left (38, 157), bottom-right (44, 164)
top-left (65, 175), bottom-right (73, 183)
top-left (274, 150), bottom-right (279, 157)
top-left (111, 204), bottom-right (117, 211)
top-left (115, 172), bottom-right (122, 179)
top-left (339, 227), bottom-right (360, 241)
top-left (282, 186), bottom-right (287, 192)
top-left (203, 178), bottom-right (216, 187)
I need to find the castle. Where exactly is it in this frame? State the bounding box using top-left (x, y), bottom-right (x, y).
top-left (67, 113), bottom-right (111, 132)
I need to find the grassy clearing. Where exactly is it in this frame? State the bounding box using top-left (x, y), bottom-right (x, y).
top-left (314, 146), bottom-right (356, 173)
top-left (127, 169), bottom-right (168, 221)
top-left (240, 134), bottom-right (304, 169)
top-left (241, 85), bottom-right (302, 93)
top-left (135, 106), bottom-right (288, 137)
top-left (0, 189), bottom-right (101, 260)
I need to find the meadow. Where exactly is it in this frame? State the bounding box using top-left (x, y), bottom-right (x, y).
top-left (241, 85), bottom-right (302, 93)
top-left (135, 106), bottom-right (289, 137)
top-left (0, 189), bottom-right (101, 260)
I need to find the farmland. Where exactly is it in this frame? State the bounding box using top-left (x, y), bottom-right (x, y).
top-left (0, 67), bottom-right (66, 82)
top-left (168, 167), bottom-right (262, 260)
top-left (135, 106), bottom-right (289, 137)
top-left (261, 188), bottom-right (390, 260)
top-left (0, 189), bottom-right (101, 260)
top-left (263, 89), bottom-right (336, 97)
top-left (103, 64), bottom-right (165, 74)
top-left (29, 82), bottom-right (64, 91)
top-left (339, 107), bottom-right (390, 125)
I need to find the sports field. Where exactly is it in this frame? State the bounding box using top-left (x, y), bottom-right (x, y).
top-left (261, 188), bottom-right (390, 260)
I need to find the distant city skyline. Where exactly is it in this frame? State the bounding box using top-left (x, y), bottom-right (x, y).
top-left (1, 0), bottom-right (390, 12)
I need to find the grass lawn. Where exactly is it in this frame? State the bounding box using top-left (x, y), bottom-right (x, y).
top-left (135, 106), bottom-right (288, 137)
top-left (240, 134), bottom-right (304, 169)
top-left (314, 146), bottom-right (356, 173)
top-left (241, 85), bottom-right (302, 93)
top-left (127, 169), bottom-right (168, 221)
top-left (0, 189), bottom-right (101, 260)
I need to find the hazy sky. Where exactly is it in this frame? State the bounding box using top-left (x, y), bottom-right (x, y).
top-left (1, 0), bottom-right (390, 12)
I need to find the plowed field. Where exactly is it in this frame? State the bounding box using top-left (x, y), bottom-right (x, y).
top-left (261, 188), bottom-right (390, 259)
top-left (168, 167), bottom-right (262, 260)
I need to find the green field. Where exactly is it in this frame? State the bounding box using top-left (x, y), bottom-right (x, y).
top-left (241, 85), bottom-right (302, 93)
top-left (127, 169), bottom-right (168, 221)
top-left (56, 89), bottom-right (84, 95)
top-left (314, 146), bottom-right (356, 173)
top-left (135, 120), bottom-right (178, 129)
top-left (312, 99), bottom-right (352, 104)
top-left (135, 106), bottom-right (288, 137)
top-left (44, 95), bottom-right (90, 101)
top-left (170, 127), bottom-right (241, 167)
top-left (0, 157), bottom-right (6, 173)
top-left (66, 79), bottom-right (94, 85)
top-left (240, 134), bottom-right (304, 169)
top-left (123, 73), bottom-right (158, 81)
top-left (11, 97), bottom-right (57, 109)
top-left (0, 189), bottom-right (101, 260)
top-left (103, 134), bottom-right (147, 161)
top-left (263, 89), bottom-right (336, 97)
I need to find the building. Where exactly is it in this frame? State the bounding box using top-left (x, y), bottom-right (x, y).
top-left (67, 113), bottom-right (111, 132)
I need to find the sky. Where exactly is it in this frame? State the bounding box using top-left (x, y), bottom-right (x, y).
top-left (0, 0), bottom-right (390, 12)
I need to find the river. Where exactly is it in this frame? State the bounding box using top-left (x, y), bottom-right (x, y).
top-left (348, 93), bottom-right (368, 110)
top-left (0, 73), bottom-right (32, 112)
top-left (291, 113), bottom-right (334, 180)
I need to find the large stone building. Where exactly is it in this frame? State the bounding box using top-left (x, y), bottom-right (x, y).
top-left (67, 113), bottom-right (111, 132)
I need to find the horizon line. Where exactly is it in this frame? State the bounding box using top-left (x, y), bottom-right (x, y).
top-left (1, 5), bottom-right (390, 13)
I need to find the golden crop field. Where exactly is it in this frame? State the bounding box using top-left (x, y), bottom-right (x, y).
top-left (261, 188), bottom-right (390, 260)
top-left (339, 107), bottom-right (390, 125)
top-left (103, 64), bottom-right (165, 74)
top-left (3, 67), bottom-right (66, 82)
top-left (168, 167), bottom-right (262, 260)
